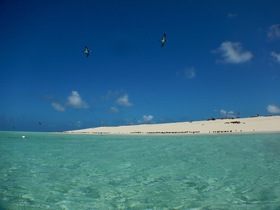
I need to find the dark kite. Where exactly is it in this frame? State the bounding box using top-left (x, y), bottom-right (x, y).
top-left (161, 33), bottom-right (167, 47)
top-left (84, 46), bottom-right (91, 57)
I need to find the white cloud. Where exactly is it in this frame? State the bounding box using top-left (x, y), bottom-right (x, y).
top-left (117, 94), bottom-right (132, 107)
top-left (220, 109), bottom-right (237, 118)
top-left (110, 107), bottom-right (119, 113)
top-left (176, 67), bottom-right (196, 80)
top-left (143, 115), bottom-right (154, 124)
top-left (184, 67), bottom-right (196, 79)
top-left (215, 41), bottom-right (253, 64)
top-left (267, 104), bottom-right (280, 114)
top-left (51, 102), bottom-right (65, 112)
top-left (67, 91), bottom-right (89, 108)
top-left (268, 24), bottom-right (280, 40)
top-left (271, 51), bottom-right (280, 63)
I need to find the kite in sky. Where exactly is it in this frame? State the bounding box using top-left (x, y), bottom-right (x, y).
top-left (84, 46), bottom-right (91, 57)
top-left (160, 33), bottom-right (167, 47)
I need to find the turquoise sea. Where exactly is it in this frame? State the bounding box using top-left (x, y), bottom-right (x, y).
top-left (0, 132), bottom-right (280, 209)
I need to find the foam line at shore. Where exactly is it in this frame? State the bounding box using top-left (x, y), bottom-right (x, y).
top-left (64, 116), bottom-right (280, 135)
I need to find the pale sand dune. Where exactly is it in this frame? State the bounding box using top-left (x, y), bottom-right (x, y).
top-left (64, 116), bottom-right (280, 135)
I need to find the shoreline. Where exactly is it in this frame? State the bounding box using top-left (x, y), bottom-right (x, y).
top-left (64, 116), bottom-right (280, 136)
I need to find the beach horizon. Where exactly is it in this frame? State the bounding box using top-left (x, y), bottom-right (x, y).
top-left (64, 115), bottom-right (280, 135)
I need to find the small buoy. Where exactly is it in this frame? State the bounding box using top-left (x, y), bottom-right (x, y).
top-left (22, 136), bottom-right (26, 139)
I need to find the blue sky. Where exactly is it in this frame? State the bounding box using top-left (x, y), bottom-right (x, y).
top-left (1, 0), bottom-right (280, 131)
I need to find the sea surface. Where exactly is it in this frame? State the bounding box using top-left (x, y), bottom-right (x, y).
top-left (0, 131), bottom-right (280, 210)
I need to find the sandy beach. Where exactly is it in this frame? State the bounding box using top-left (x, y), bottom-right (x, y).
top-left (65, 116), bottom-right (280, 135)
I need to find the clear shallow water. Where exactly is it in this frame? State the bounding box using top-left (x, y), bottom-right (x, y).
top-left (0, 132), bottom-right (280, 209)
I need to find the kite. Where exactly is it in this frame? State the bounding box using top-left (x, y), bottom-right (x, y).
top-left (84, 46), bottom-right (91, 57)
top-left (161, 33), bottom-right (167, 47)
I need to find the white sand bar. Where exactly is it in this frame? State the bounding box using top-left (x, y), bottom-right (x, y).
top-left (65, 116), bottom-right (280, 135)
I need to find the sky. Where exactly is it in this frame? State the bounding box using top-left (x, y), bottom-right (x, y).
top-left (0, 0), bottom-right (280, 132)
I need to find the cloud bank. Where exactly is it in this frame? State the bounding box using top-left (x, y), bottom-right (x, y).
top-left (268, 24), bottom-right (280, 40)
top-left (110, 107), bottom-right (119, 113)
top-left (143, 115), bottom-right (154, 124)
top-left (215, 41), bottom-right (253, 64)
top-left (267, 104), bottom-right (280, 114)
top-left (51, 102), bottom-right (65, 112)
top-left (271, 51), bottom-right (280, 63)
top-left (67, 91), bottom-right (89, 109)
top-left (220, 109), bottom-right (237, 118)
top-left (184, 67), bottom-right (196, 79)
top-left (117, 94), bottom-right (133, 107)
